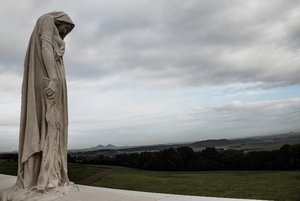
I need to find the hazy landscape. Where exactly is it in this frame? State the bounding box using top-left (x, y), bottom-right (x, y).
top-left (68, 131), bottom-right (300, 154)
top-left (1, 131), bottom-right (299, 201)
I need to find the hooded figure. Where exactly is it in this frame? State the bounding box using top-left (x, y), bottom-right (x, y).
top-left (19, 11), bottom-right (74, 190)
top-left (0, 11), bottom-right (75, 201)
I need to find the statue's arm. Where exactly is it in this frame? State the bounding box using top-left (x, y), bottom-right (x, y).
top-left (40, 16), bottom-right (57, 98)
top-left (41, 16), bottom-right (56, 80)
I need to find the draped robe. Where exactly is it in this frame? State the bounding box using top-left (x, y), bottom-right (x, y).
top-left (0, 11), bottom-right (75, 201)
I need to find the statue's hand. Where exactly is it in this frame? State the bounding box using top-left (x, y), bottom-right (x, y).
top-left (44, 80), bottom-right (57, 99)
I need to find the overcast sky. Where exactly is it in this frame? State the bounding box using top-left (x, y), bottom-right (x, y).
top-left (0, 0), bottom-right (300, 151)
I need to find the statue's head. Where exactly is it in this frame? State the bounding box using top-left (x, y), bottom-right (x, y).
top-left (45, 11), bottom-right (75, 39)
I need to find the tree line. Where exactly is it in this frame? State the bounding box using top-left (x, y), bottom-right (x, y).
top-left (68, 144), bottom-right (300, 171)
top-left (1, 144), bottom-right (299, 171)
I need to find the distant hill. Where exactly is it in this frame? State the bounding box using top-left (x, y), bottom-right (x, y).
top-left (69, 144), bottom-right (119, 153)
top-left (69, 132), bottom-right (300, 155)
top-left (105, 144), bottom-right (117, 149)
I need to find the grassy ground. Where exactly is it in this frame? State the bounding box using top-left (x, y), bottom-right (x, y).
top-left (228, 140), bottom-right (300, 151)
top-left (192, 140), bottom-right (300, 152)
top-left (0, 160), bottom-right (299, 201)
top-left (0, 160), bottom-right (18, 176)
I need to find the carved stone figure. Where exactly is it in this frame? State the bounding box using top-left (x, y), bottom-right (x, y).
top-left (0, 11), bottom-right (76, 201)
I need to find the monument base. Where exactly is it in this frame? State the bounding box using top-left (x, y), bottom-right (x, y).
top-left (0, 174), bottom-right (267, 201)
top-left (0, 176), bottom-right (78, 201)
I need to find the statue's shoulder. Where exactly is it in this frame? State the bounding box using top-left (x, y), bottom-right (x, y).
top-left (35, 14), bottom-right (55, 34)
top-left (37, 14), bottom-right (54, 26)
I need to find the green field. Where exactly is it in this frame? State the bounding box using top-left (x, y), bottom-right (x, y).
top-left (191, 140), bottom-right (300, 152)
top-left (0, 160), bottom-right (299, 201)
top-left (228, 140), bottom-right (300, 151)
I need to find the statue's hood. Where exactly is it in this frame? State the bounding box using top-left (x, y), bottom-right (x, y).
top-left (45, 11), bottom-right (75, 37)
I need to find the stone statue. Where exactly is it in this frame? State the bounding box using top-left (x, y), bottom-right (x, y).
top-left (1, 11), bottom-right (76, 201)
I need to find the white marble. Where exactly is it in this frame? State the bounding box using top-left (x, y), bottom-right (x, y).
top-left (0, 174), bottom-right (269, 201)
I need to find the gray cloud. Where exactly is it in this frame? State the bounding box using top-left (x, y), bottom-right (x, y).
top-left (0, 0), bottom-right (300, 151)
top-left (1, 0), bottom-right (300, 88)
top-left (67, 1), bottom-right (300, 86)
top-left (67, 97), bottom-right (300, 147)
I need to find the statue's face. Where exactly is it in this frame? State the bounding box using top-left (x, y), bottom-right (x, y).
top-left (56, 23), bottom-right (69, 39)
top-left (55, 22), bottom-right (73, 39)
